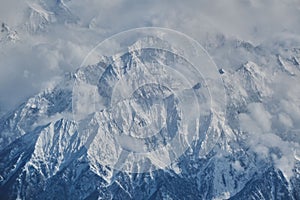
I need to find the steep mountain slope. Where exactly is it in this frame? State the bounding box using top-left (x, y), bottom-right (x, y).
top-left (0, 35), bottom-right (300, 199)
top-left (0, 2), bottom-right (300, 198)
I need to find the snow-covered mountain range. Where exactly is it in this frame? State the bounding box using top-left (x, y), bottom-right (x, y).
top-left (1, 0), bottom-right (300, 199)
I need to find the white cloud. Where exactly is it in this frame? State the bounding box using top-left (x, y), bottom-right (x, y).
top-left (1, 0), bottom-right (300, 111)
top-left (278, 113), bottom-right (293, 129)
top-left (0, 1), bottom-right (27, 26)
top-left (239, 101), bottom-right (300, 179)
top-left (239, 102), bottom-right (272, 134)
top-left (0, 38), bottom-right (89, 110)
top-left (247, 132), bottom-right (299, 179)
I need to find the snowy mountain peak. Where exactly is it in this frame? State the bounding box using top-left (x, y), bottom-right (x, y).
top-left (1, 28), bottom-right (300, 199)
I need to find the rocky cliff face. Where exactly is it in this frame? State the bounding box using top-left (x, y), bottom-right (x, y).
top-left (0, 35), bottom-right (300, 199)
top-left (0, 1), bottom-right (300, 198)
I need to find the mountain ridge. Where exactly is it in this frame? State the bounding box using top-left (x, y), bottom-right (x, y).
top-left (0, 39), bottom-right (299, 199)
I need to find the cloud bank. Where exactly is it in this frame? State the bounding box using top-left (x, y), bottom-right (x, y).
top-left (1, 0), bottom-right (300, 111)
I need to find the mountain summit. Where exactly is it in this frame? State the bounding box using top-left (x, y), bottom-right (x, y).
top-left (0, 33), bottom-right (300, 199)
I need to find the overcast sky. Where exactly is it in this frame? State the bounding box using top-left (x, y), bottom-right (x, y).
top-left (0, 0), bottom-right (300, 111)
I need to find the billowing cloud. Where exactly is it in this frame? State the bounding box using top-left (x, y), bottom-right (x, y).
top-left (239, 103), bottom-right (272, 134)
